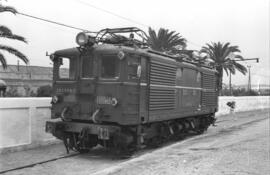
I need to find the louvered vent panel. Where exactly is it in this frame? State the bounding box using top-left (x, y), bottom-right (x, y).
top-left (202, 73), bottom-right (216, 89)
top-left (202, 73), bottom-right (217, 106)
top-left (149, 61), bottom-right (176, 111)
top-left (149, 87), bottom-right (176, 111)
top-left (150, 61), bottom-right (176, 86)
top-left (202, 91), bottom-right (217, 106)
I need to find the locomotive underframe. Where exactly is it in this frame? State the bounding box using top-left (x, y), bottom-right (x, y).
top-left (46, 113), bottom-right (216, 153)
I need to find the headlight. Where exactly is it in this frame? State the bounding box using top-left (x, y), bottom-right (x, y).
top-left (76, 32), bottom-right (88, 46)
top-left (76, 32), bottom-right (95, 46)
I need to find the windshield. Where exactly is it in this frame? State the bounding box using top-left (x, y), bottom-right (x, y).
top-left (100, 55), bottom-right (119, 79)
top-left (55, 57), bottom-right (76, 80)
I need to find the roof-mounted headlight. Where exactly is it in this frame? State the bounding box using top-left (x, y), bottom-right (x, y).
top-left (76, 32), bottom-right (88, 46)
top-left (76, 32), bottom-right (95, 46)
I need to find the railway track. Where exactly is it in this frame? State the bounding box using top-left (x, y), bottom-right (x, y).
top-left (0, 153), bottom-right (79, 174)
top-left (0, 131), bottom-right (209, 174)
top-left (0, 149), bottom-right (135, 174)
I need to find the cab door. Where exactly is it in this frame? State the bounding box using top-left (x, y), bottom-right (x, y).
top-left (78, 53), bottom-right (97, 120)
top-left (138, 56), bottom-right (149, 123)
top-left (124, 55), bottom-right (149, 124)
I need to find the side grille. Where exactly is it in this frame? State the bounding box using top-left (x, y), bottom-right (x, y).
top-left (150, 61), bottom-right (176, 86)
top-left (149, 61), bottom-right (176, 111)
top-left (202, 73), bottom-right (217, 106)
top-left (202, 91), bottom-right (217, 106)
top-left (149, 87), bottom-right (176, 111)
top-left (202, 73), bottom-right (216, 89)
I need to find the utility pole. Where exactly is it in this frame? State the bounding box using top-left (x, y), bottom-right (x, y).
top-left (247, 65), bottom-right (251, 92)
top-left (228, 57), bottom-right (258, 95)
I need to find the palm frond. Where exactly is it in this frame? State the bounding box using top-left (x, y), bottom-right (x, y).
top-left (147, 27), bottom-right (187, 52)
top-left (0, 52), bottom-right (7, 69)
top-left (1, 33), bottom-right (28, 43)
top-left (0, 25), bottom-right (12, 35)
top-left (233, 61), bottom-right (247, 75)
top-left (0, 5), bottom-right (17, 14)
top-left (228, 66), bottom-right (236, 74)
top-left (223, 66), bottom-right (229, 76)
top-left (234, 54), bottom-right (244, 60)
top-left (0, 44), bottom-right (29, 64)
top-left (0, 25), bottom-right (27, 43)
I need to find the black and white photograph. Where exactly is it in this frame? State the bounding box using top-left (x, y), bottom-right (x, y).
top-left (0, 0), bottom-right (269, 174)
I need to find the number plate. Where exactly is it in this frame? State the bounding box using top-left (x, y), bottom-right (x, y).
top-left (98, 127), bottom-right (109, 140)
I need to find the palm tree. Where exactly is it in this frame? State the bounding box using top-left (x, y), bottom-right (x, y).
top-left (200, 42), bottom-right (247, 92)
top-left (146, 27), bottom-right (187, 53)
top-left (0, 4), bottom-right (28, 69)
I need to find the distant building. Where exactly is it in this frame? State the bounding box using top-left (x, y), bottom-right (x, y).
top-left (0, 65), bottom-right (53, 96)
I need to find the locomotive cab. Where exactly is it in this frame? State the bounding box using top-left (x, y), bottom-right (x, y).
top-left (47, 42), bottom-right (144, 152)
top-left (50, 44), bottom-right (144, 123)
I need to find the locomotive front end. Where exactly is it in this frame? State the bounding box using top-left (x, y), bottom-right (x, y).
top-left (45, 31), bottom-right (138, 153)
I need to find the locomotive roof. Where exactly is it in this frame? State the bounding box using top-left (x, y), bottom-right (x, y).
top-left (53, 44), bottom-right (216, 74)
top-left (54, 48), bottom-right (80, 57)
top-left (94, 44), bottom-right (217, 73)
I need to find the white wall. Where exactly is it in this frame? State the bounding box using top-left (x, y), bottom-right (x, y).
top-left (0, 98), bottom-right (55, 151)
top-left (0, 96), bottom-right (269, 151)
top-left (216, 96), bottom-right (270, 116)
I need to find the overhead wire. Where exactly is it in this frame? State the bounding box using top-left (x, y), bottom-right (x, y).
top-left (72, 0), bottom-right (149, 28)
top-left (71, 0), bottom-right (203, 48)
top-left (17, 12), bottom-right (91, 32)
top-left (16, 2), bottom-right (203, 48)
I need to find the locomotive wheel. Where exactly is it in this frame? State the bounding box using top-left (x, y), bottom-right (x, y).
top-left (146, 136), bottom-right (163, 148)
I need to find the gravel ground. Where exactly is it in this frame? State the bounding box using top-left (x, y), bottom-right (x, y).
top-left (98, 110), bottom-right (269, 175)
top-left (0, 109), bottom-right (269, 175)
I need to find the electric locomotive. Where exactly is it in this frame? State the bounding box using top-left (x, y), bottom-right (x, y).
top-left (45, 27), bottom-right (218, 153)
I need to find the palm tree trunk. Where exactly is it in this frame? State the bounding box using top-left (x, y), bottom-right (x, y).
top-left (216, 67), bottom-right (223, 95)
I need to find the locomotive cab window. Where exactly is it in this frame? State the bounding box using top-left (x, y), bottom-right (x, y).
top-left (56, 57), bottom-right (76, 79)
top-left (176, 68), bottom-right (183, 80)
top-left (196, 72), bottom-right (201, 83)
top-left (100, 55), bottom-right (119, 78)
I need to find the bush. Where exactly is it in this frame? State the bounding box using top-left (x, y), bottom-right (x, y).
top-left (221, 87), bottom-right (259, 96)
top-left (37, 85), bottom-right (52, 97)
top-left (5, 87), bottom-right (21, 97)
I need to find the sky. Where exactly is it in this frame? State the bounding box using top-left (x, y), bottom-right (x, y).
top-left (0, 0), bottom-right (269, 86)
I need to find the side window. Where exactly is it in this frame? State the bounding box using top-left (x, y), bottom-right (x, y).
top-left (127, 56), bottom-right (141, 80)
top-left (176, 68), bottom-right (183, 80)
top-left (183, 68), bottom-right (197, 86)
top-left (82, 56), bottom-right (93, 78)
top-left (101, 55), bottom-right (119, 78)
top-left (196, 71), bottom-right (201, 83)
top-left (58, 57), bottom-right (75, 79)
